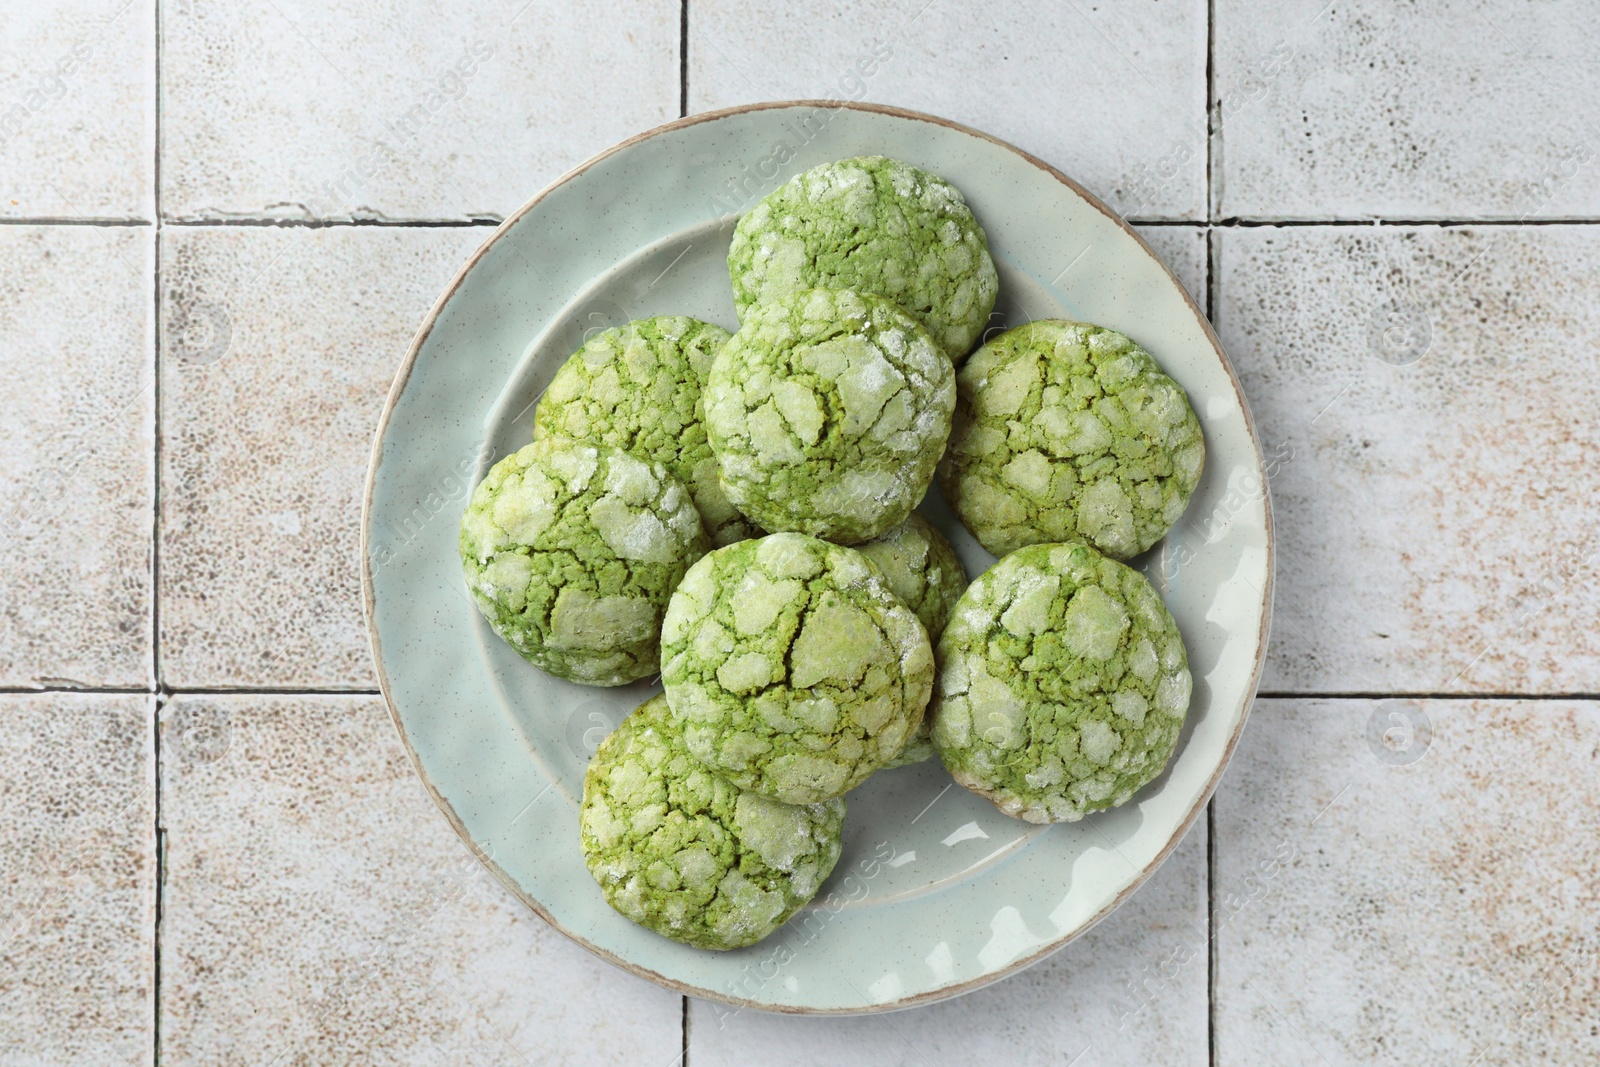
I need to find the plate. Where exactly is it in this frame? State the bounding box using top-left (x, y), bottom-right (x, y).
top-left (362, 101), bottom-right (1273, 1014)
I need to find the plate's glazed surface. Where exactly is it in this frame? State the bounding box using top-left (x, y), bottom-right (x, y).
top-left (362, 101), bottom-right (1273, 1014)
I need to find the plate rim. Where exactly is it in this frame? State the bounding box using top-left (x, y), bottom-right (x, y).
top-left (360, 98), bottom-right (1276, 1014)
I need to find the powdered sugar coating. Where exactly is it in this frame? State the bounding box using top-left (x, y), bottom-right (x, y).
top-left (533, 316), bottom-right (757, 546)
top-left (729, 156), bottom-right (999, 361)
top-left (459, 439), bottom-right (709, 686)
top-left (856, 512), bottom-right (970, 769)
top-left (931, 542), bottom-right (1191, 823)
top-left (854, 511), bottom-right (968, 641)
top-left (940, 320), bottom-right (1205, 560)
top-left (581, 694), bottom-right (845, 949)
top-left (704, 289), bottom-right (956, 545)
top-left (934, 321), bottom-right (1203, 563)
top-left (660, 533), bottom-right (935, 805)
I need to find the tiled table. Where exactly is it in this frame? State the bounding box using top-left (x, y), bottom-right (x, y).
top-left (2, 1), bottom-right (1596, 1063)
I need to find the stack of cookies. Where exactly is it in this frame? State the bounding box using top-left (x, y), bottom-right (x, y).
top-left (457, 156), bottom-right (1204, 949)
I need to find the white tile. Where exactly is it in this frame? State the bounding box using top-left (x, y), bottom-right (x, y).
top-left (1135, 225), bottom-right (1206, 309)
top-left (0, 693), bottom-right (154, 1066)
top-left (160, 1), bottom-right (680, 221)
top-left (0, 0), bottom-right (154, 219)
top-left (1215, 0), bottom-right (1600, 218)
top-left (688, 822), bottom-right (1207, 1067)
top-left (0, 225), bottom-right (153, 688)
top-left (158, 694), bottom-right (682, 1065)
top-left (158, 225), bottom-right (484, 688)
top-left (1215, 698), bottom-right (1600, 1066)
top-left (1216, 224), bottom-right (1600, 693)
top-left (690, 0), bottom-right (1208, 220)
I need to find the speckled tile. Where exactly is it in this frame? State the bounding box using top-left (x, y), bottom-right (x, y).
top-left (688, 823), bottom-right (1207, 1067)
top-left (0, 693), bottom-right (154, 1066)
top-left (1215, 698), bottom-right (1600, 1066)
top-left (1217, 224), bottom-right (1600, 693)
top-left (160, 1), bottom-right (679, 221)
top-left (689, 0), bottom-right (1207, 220)
top-left (1215, 0), bottom-right (1600, 219)
top-left (158, 225), bottom-right (484, 688)
top-left (0, 0), bottom-right (154, 219)
top-left (0, 225), bottom-right (153, 688)
top-left (158, 694), bottom-right (681, 1065)
top-left (1134, 225), bottom-right (1206, 309)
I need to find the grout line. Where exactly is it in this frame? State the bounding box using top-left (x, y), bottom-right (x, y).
top-left (152, 161), bottom-right (164, 671)
top-left (679, 0), bottom-right (690, 119)
top-left (1132, 216), bottom-right (1600, 228)
top-left (1254, 691), bottom-right (1600, 701)
top-left (1205, 227), bottom-right (1219, 324)
top-left (0, 217), bottom-right (152, 226)
top-left (1207, 798), bottom-right (1218, 1067)
top-left (681, 995), bottom-right (690, 1065)
top-left (0, 685), bottom-right (155, 695)
top-left (152, 0), bottom-right (165, 1059)
top-left (12, 214), bottom-right (1600, 230)
top-left (152, 693), bottom-right (166, 1067)
top-left (161, 687), bottom-right (385, 696)
top-left (1205, 0), bottom-right (1218, 221)
top-left (1205, 216), bottom-right (1600, 227)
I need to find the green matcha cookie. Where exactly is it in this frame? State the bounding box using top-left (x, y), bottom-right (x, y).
top-left (931, 542), bottom-right (1192, 823)
top-left (459, 439), bottom-right (709, 686)
top-left (729, 156), bottom-right (999, 360)
top-left (581, 694), bottom-right (845, 950)
top-left (532, 316), bottom-right (758, 546)
top-left (939, 320), bottom-right (1204, 560)
top-left (660, 533), bottom-right (935, 805)
top-left (855, 511), bottom-right (969, 769)
top-left (704, 289), bottom-right (956, 545)
top-left (854, 511), bottom-right (968, 641)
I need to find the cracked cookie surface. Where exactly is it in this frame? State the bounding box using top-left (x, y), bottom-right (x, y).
top-left (931, 542), bottom-right (1191, 823)
top-left (660, 533), bottom-right (935, 805)
top-left (704, 288), bottom-right (956, 545)
top-left (855, 511), bottom-right (969, 768)
top-left (581, 694), bottom-right (845, 950)
top-left (459, 439), bottom-right (708, 686)
top-left (854, 511), bottom-right (968, 641)
top-left (939, 320), bottom-right (1204, 560)
top-left (729, 155), bottom-right (999, 361)
top-left (533, 315), bottom-right (757, 546)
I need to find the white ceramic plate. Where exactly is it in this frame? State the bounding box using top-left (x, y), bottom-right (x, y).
top-left (362, 101), bottom-right (1272, 1014)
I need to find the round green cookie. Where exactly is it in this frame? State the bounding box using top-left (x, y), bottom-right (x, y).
top-left (704, 288), bottom-right (956, 545)
top-left (930, 542), bottom-right (1192, 823)
top-left (459, 439), bottom-right (709, 686)
top-left (532, 316), bottom-right (758, 547)
top-left (729, 156), bottom-right (999, 360)
top-left (581, 694), bottom-right (845, 950)
top-left (660, 532), bottom-right (935, 805)
top-left (939, 320), bottom-right (1204, 560)
top-left (855, 511), bottom-right (969, 769)
top-left (854, 511), bottom-right (968, 641)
